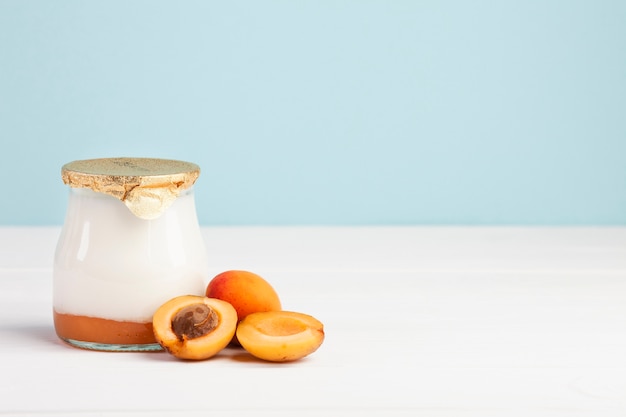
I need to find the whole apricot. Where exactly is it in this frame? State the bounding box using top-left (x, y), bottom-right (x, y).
top-left (205, 270), bottom-right (282, 322)
top-left (152, 295), bottom-right (237, 360)
top-left (236, 311), bottom-right (325, 362)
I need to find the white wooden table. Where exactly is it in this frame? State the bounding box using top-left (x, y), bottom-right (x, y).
top-left (1, 226), bottom-right (626, 416)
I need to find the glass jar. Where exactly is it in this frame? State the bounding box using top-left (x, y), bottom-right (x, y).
top-left (53, 157), bottom-right (208, 351)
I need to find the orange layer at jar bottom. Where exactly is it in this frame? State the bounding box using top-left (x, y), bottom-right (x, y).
top-left (53, 311), bottom-right (156, 345)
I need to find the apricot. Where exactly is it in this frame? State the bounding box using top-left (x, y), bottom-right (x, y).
top-left (236, 311), bottom-right (324, 362)
top-left (152, 295), bottom-right (237, 360)
top-left (205, 270), bottom-right (282, 322)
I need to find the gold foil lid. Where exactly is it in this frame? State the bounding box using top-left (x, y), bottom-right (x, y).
top-left (61, 157), bottom-right (200, 220)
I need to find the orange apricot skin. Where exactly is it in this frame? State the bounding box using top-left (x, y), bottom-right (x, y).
top-left (205, 270), bottom-right (282, 321)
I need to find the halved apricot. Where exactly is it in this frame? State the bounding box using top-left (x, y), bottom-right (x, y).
top-left (236, 311), bottom-right (324, 362)
top-left (153, 295), bottom-right (237, 360)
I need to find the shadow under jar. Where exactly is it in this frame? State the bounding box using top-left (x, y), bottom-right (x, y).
top-left (53, 157), bottom-right (208, 352)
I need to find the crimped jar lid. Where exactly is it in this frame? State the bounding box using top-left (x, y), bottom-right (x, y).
top-left (61, 157), bottom-right (200, 219)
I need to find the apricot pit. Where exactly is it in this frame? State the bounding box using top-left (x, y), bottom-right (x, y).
top-left (236, 311), bottom-right (324, 362)
top-left (153, 295), bottom-right (237, 360)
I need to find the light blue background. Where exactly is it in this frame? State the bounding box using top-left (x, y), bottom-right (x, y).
top-left (1, 1), bottom-right (625, 225)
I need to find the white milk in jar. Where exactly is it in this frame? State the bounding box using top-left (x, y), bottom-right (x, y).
top-left (53, 158), bottom-right (208, 351)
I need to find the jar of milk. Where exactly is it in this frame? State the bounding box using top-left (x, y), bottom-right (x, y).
top-left (53, 157), bottom-right (208, 351)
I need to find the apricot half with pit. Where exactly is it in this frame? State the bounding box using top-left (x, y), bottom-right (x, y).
top-left (206, 270), bottom-right (282, 321)
top-left (152, 295), bottom-right (237, 360)
top-left (236, 311), bottom-right (325, 362)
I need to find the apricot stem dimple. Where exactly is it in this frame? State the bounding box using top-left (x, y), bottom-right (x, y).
top-left (171, 303), bottom-right (218, 341)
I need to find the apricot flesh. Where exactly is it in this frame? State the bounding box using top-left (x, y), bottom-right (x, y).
top-left (236, 311), bottom-right (324, 362)
top-left (152, 295), bottom-right (237, 360)
top-left (205, 270), bottom-right (281, 321)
